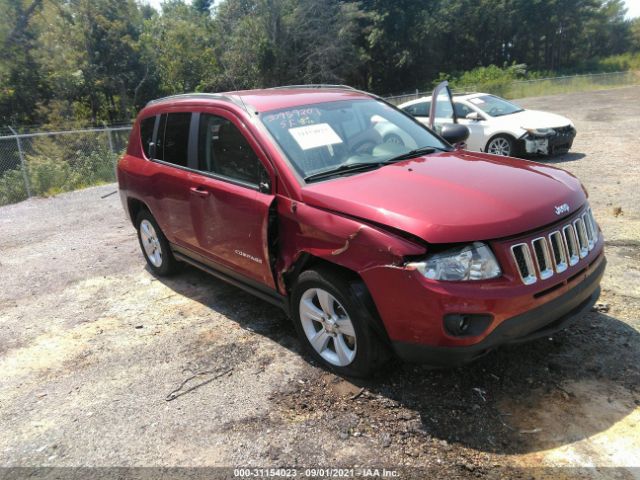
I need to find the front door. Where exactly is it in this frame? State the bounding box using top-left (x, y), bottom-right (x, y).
top-left (187, 110), bottom-right (276, 289)
top-left (429, 81), bottom-right (456, 135)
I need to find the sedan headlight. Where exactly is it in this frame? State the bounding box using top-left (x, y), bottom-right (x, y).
top-left (523, 127), bottom-right (554, 137)
top-left (407, 242), bottom-right (501, 281)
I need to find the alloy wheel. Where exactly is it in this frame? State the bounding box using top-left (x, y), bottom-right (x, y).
top-left (140, 219), bottom-right (163, 267)
top-left (299, 288), bottom-right (357, 367)
top-left (487, 137), bottom-right (512, 156)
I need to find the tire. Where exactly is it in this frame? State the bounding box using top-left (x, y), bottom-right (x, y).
top-left (135, 209), bottom-right (180, 276)
top-left (291, 267), bottom-right (388, 377)
top-left (485, 134), bottom-right (515, 157)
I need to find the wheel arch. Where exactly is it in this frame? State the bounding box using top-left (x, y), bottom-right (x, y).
top-left (283, 253), bottom-right (391, 345)
top-left (126, 197), bottom-right (148, 226)
top-left (484, 132), bottom-right (523, 156)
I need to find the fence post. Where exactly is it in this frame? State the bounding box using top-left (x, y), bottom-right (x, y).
top-left (104, 125), bottom-right (118, 180)
top-left (106, 126), bottom-right (115, 154)
top-left (8, 126), bottom-right (31, 198)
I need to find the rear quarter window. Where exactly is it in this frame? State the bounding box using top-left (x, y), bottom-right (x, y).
top-left (140, 116), bottom-right (156, 158)
top-left (157, 112), bottom-right (191, 167)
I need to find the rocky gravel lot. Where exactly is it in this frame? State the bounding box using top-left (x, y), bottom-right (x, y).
top-left (0, 87), bottom-right (639, 479)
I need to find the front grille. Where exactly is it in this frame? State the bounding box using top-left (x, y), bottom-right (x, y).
top-left (554, 125), bottom-right (575, 136)
top-left (511, 208), bottom-right (599, 285)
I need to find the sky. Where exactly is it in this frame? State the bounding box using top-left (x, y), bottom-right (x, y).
top-left (626, 0), bottom-right (640, 18)
top-left (143, 0), bottom-right (640, 18)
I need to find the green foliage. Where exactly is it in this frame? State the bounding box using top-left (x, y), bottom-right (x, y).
top-left (439, 63), bottom-right (639, 99)
top-left (0, 0), bottom-right (638, 126)
top-left (140, 1), bottom-right (219, 94)
top-left (597, 52), bottom-right (640, 71)
top-left (0, 169), bottom-right (28, 205)
top-left (0, 143), bottom-right (117, 206)
top-left (440, 64), bottom-right (529, 95)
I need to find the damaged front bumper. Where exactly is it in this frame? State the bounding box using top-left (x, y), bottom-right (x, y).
top-left (521, 126), bottom-right (576, 156)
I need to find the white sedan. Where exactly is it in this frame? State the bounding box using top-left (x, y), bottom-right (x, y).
top-left (398, 88), bottom-right (576, 157)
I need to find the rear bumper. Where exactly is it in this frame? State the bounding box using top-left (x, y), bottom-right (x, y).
top-left (391, 256), bottom-right (605, 366)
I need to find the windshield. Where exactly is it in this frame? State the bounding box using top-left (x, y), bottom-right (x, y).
top-left (467, 95), bottom-right (523, 117)
top-left (260, 99), bottom-right (449, 181)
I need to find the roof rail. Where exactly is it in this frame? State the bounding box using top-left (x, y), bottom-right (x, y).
top-left (145, 93), bottom-right (242, 107)
top-left (267, 84), bottom-right (357, 91)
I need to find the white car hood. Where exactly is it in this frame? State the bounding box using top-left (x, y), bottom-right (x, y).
top-left (492, 109), bottom-right (572, 129)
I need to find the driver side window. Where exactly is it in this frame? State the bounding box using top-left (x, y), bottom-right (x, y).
top-left (454, 102), bottom-right (474, 119)
top-left (197, 114), bottom-right (267, 186)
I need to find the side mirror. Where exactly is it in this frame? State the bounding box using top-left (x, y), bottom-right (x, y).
top-left (259, 180), bottom-right (271, 194)
top-left (440, 124), bottom-right (469, 145)
top-left (466, 112), bottom-right (482, 121)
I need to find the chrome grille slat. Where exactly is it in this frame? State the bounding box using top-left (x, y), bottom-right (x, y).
top-left (511, 243), bottom-right (537, 285)
top-left (583, 209), bottom-right (596, 250)
top-left (563, 224), bottom-right (580, 266)
top-left (532, 237), bottom-right (554, 279)
top-left (573, 218), bottom-right (589, 258)
top-left (511, 208), bottom-right (599, 284)
top-left (548, 231), bottom-right (568, 273)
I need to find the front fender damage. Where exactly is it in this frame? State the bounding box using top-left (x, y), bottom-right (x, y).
top-left (274, 197), bottom-right (426, 294)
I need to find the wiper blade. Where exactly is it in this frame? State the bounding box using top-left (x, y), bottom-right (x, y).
top-left (303, 162), bottom-right (381, 182)
top-left (382, 146), bottom-right (440, 164)
top-left (498, 109), bottom-right (524, 116)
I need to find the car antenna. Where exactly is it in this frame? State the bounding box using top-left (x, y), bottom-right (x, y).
top-left (218, 58), bottom-right (251, 114)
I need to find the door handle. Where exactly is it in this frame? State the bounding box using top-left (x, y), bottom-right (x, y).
top-left (190, 186), bottom-right (210, 198)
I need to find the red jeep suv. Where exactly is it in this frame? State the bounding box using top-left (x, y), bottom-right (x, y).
top-left (117, 85), bottom-right (605, 377)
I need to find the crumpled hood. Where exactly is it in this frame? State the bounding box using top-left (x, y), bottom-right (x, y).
top-left (301, 151), bottom-right (587, 244)
top-left (495, 109), bottom-right (573, 130)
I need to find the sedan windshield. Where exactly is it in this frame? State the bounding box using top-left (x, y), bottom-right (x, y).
top-left (260, 99), bottom-right (449, 181)
top-left (468, 95), bottom-right (523, 117)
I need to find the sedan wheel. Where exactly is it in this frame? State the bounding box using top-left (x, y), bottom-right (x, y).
top-left (299, 287), bottom-right (357, 367)
top-left (486, 136), bottom-right (513, 156)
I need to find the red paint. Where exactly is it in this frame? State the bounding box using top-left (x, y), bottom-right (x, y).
top-left (118, 88), bottom-right (604, 356)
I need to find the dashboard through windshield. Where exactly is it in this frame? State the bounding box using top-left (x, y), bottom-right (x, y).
top-left (468, 95), bottom-right (524, 117)
top-left (260, 99), bottom-right (449, 181)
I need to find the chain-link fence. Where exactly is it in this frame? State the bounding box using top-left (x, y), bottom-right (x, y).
top-left (0, 126), bottom-right (131, 206)
top-left (384, 70), bottom-right (640, 105)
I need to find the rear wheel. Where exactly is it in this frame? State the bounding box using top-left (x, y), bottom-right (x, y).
top-left (136, 209), bottom-right (179, 276)
top-left (486, 134), bottom-right (514, 156)
top-left (291, 268), bottom-right (388, 377)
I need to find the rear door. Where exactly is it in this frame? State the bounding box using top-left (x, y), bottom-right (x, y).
top-left (146, 111), bottom-right (199, 249)
top-left (402, 100), bottom-right (430, 126)
top-left (187, 109), bottom-right (276, 289)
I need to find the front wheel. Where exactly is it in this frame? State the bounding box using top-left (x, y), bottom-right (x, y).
top-left (291, 268), bottom-right (388, 377)
top-left (486, 134), bottom-right (515, 156)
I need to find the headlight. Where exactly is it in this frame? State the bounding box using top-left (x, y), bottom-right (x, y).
top-left (523, 127), bottom-right (554, 136)
top-left (407, 242), bottom-right (501, 281)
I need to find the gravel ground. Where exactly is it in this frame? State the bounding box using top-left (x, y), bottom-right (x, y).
top-left (0, 87), bottom-right (639, 479)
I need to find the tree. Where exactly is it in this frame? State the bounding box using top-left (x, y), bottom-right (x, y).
top-left (0, 0), bottom-right (46, 126)
top-left (33, 0), bottom-right (146, 125)
top-left (141, 0), bottom-right (220, 94)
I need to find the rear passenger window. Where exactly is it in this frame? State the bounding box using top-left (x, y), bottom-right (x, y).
top-left (403, 101), bottom-right (430, 117)
top-left (157, 113), bottom-right (191, 167)
top-left (197, 114), bottom-right (266, 186)
top-left (140, 116), bottom-right (156, 158)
